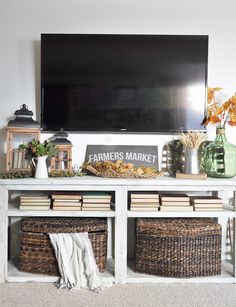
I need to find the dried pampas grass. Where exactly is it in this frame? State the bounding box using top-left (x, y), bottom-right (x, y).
top-left (180, 131), bottom-right (205, 149)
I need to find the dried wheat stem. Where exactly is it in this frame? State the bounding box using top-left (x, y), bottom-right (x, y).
top-left (180, 131), bottom-right (205, 149)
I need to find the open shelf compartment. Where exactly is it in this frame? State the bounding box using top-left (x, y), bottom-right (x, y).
top-left (127, 214), bottom-right (236, 284)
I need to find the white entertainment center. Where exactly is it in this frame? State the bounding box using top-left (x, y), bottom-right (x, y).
top-left (0, 176), bottom-right (235, 284)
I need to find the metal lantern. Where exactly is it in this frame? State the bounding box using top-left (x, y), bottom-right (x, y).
top-left (6, 104), bottom-right (40, 171)
top-left (50, 129), bottom-right (73, 172)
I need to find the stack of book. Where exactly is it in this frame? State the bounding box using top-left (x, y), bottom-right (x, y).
top-left (19, 195), bottom-right (51, 211)
top-left (82, 192), bottom-right (111, 211)
top-left (130, 192), bottom-right (160, 211)
top-left (160, 193), bottom-right (193, 211)
top-left (191, 196), bottom-right (223, 211)
top-left (51, 192), bottom-right (82, 211)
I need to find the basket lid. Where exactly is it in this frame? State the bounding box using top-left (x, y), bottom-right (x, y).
top-left (21, 217), bottom-right (107, 233)
top-left (137, 218), bottom-right (221, 237)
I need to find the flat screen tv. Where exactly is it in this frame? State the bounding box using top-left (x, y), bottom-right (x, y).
top-left (41, 34), bottom-right (208, 132)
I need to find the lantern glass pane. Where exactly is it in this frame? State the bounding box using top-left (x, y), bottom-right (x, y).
top-left (12, 134), bottom-right (36, 149)
top-left (63, 151), bottom-right (68, 160)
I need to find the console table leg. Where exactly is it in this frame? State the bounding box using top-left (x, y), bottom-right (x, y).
top-left (233, 191), bottom-right (236, 284)
top-left (115, 188), bottom-right (127, 284)
top-left (0, 186), bottom-right (8, 283)
top-left (107, 217), bottom-right (113, 258)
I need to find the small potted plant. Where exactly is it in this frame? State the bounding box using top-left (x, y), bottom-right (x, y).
top-left (19, 140), bottom-right (58, 178)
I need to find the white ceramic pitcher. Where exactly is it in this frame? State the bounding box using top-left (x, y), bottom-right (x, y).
top-left (32, 156), bottom-right (48, 179)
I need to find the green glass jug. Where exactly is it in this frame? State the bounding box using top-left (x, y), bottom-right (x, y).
top-left (204, 127), bottom-right (236, 178)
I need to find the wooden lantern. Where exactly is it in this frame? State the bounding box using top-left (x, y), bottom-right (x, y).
top-left (6, 105), bottom-right (40, 171)
top-left (50, 129), bottom-right (73, 172)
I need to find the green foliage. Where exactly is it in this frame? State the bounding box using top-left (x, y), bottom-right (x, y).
top-left (19, 144), bottom-right (27, 151)
top-left (49, 170), bottom-right (83, 177)
top-left (47, 141), bottom-right (58, 157)
top-left (19, 139), bottom-right (58, 158)
top-left (0, 170), bottom-right (83, 179)
top-left (0, 171), bottom-right (33, 179)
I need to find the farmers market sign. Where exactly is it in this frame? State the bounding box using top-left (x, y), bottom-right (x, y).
top-left (85, 145), bottom-right (158, 169)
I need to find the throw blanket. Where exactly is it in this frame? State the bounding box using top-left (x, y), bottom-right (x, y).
top-left (49, 232), bottom-right (101, 291)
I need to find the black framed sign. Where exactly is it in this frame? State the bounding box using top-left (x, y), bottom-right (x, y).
top-left (85, 145), bottom-right (158, 169)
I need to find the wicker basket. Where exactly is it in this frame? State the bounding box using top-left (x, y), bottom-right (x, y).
top-left (20, 217), bottom-right (107, 275)
top-left (135, 218), bottom-right (222, 278)
top-left (86, 165), bottom-right (162, 179)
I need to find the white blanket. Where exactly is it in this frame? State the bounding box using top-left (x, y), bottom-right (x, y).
top-left (49, 232), bottom-right (101, 292)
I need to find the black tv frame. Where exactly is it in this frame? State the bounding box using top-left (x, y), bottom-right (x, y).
top-left (41, 33), bottom-right (208, 134)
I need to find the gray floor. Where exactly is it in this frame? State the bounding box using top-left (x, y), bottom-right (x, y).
top-left (1, 283), bottom-right (236, 307)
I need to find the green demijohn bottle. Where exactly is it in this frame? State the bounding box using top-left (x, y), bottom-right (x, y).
top-left (204, 127), bottom-right (236, 178)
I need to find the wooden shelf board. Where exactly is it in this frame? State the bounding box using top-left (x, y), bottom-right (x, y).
top-left (127, 209), bottom-right (235, 218)
top-left (126, 260), bottom-right (235, 284)
top-left (7, 203), bottom-right (116, 217)
top-left (7, 258), bottom-right (115, 283)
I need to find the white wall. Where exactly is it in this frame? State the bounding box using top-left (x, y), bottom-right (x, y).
top-left (0, 0), bottom-right (236, 171)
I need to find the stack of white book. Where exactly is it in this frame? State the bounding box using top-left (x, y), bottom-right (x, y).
top-left (130, 192), bottom-right (160, 211)
top-left (51, 192), bottom-right (82, 211)
top-left (19, 195), bottom-right (51, 211)
top-left (82, 192), bottom-right (111, 211)
top-left (160, 193), bottom-right (193, 211)
top-left (191, 196), bottom-right (223, 211)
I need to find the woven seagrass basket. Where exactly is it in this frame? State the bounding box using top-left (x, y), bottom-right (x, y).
top-left (135, 218), bottom-right (222, 278)
top-left (20, 217), bottom-right (107, 275)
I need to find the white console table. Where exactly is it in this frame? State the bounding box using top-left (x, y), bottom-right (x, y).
top-left (0, 176), bottom-right (236, 284)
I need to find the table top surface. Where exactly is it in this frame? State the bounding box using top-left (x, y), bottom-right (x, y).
top-left (0, 175), bottom-right (236, 187)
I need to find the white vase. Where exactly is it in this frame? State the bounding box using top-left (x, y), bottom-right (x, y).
top-left (32, 156), bottom-right (48, 179)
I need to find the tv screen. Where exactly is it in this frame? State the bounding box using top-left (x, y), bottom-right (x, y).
top-left (41, 34), bottom-right (208, 132)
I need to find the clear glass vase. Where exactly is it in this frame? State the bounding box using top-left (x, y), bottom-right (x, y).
top-left (204, 127), bottom-right (236, 178)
